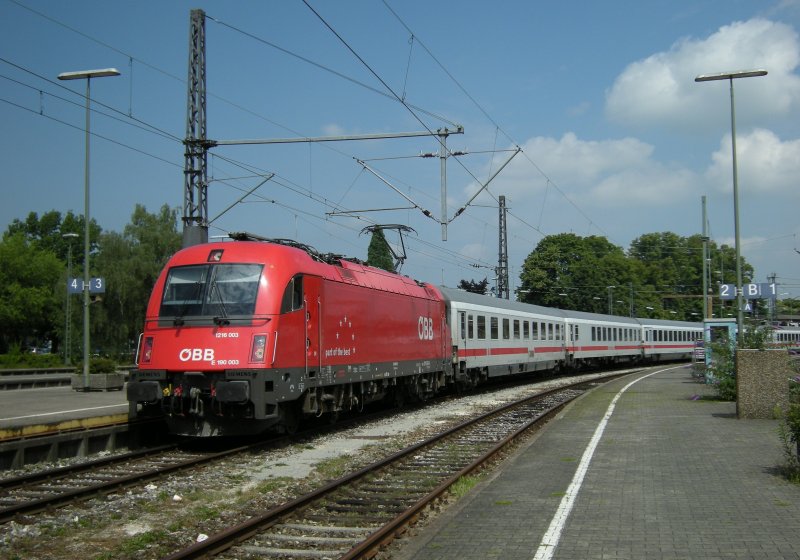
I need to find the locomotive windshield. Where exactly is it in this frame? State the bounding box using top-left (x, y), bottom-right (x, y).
top-left (159, 263), bottom-right (263, 322)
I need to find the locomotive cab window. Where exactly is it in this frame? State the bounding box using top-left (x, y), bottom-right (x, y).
top-left (160, 263), bottom-right (262, 320)
top-left (280, 275), bottom-right (304, 313)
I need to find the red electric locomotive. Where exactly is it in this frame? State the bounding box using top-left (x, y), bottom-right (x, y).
top-left (127, 234), bottom-right (452, 436)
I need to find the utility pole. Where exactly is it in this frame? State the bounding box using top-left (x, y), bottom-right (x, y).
top-left (439, 130), bottom-right (448, 241)
top-left (702, 196), bottom-right (710, 319)
top-left (183, 8), bottom-right (208, 247)
top-left (768, 272), bottom-right (777, 324)
top-left (497, 196), bottom-right (509, 299)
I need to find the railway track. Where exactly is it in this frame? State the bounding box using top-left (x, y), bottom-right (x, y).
top-left (0, 442), bottom-right (253, 523)
top-left (0, 403), bottom-right (416, 524)
top-left (162, 377), bottom-right (605, 560)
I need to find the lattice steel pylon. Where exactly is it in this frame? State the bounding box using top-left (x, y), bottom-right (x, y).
top-left (183, 8), bottom-right (209, 247)
top-left (497, 195), bottom-right (509, 299)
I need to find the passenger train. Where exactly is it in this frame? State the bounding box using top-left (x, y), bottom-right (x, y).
top-left (127, 234), bottom-right (708, 437)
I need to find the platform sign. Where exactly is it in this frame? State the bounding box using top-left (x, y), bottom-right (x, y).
top-left (719, 283), bottom-right (777, 300)
top-left (67, 277), bottom-right (106, 294)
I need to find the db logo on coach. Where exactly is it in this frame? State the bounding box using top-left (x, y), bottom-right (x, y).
top-left (418, 316), bottom-right (435, 340)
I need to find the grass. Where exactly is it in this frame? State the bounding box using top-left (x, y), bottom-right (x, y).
top-left (449, 475), bottom-right (480, 498)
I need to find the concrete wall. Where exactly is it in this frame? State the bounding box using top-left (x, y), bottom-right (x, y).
top-left (736, 349), bottom-right (795, 419)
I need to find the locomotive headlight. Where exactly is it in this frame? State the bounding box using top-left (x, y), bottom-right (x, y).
top-left (250, 334), bottom-right (267, 363)
top-left (141, 336), bottom-right (154, 364)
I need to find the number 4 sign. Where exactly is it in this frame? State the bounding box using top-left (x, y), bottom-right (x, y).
top-left (67, 277), bottom-right (106, 294)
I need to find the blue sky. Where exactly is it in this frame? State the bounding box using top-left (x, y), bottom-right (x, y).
top-left (2, 0), bottom-right (800, 304)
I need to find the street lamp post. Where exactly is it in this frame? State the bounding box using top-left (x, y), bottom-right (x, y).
top-left (607, 285), bottom-right (615, 315)
top-left (62, 232), bottom-right (79, 365)
top-left (695, 69), bottom-right (767, 346)
top-left (58, 68), bottom-right (120, 390)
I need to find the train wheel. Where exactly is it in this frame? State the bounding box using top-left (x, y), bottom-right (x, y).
top-left (392, 388), bottom-right (406, 409)
top-left (280, 402), bottom-right (301, 435)
top-left (328, 410), bottom-right (340, 425)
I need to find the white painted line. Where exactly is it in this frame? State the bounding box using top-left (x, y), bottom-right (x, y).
top-left (0, 404), bottom-right (127, 422)
top-left (532, 365), bottom-right (683, 560)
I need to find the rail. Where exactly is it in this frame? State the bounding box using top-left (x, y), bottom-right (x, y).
top-left (161, 377), bottom-right (613, 559)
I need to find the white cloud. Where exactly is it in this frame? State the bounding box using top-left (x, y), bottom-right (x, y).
top-left (606, 18), bottom-right (800, 128)
top-left (321, 123), bottom-right (346, 136)
top-left (592, 165), bottom-right (697, 205)
top-left (468, 133), bottom-right (695, 208)
top-left (704, 128), bottom-right (800, 194)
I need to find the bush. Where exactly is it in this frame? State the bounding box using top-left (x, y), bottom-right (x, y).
top-left (778, 353), bottom-right (800, 482)
top-left (0, 345), bottom-right (64, 369)
top-left (706, 324), bottom-right (773, 401)
top-left (707, 340), bottom-right (736, 401)
top-left (75, 357), bottom-right (117, 374)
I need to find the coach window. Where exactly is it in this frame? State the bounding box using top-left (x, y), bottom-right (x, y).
top-left (459, 313), bottom-right (466, 340)
top-left (468, 314), bottom-right (475, 339)
top-left (491, 317), bottom-right (499, 340)
top-left (575, 324), bottom-right (580, 340)
top-left (513, 319), bottom-right (520, 339)
top-left (523, 321), bottom-right (529, 339)
top-left (547, 323), bottom-right (554, 340)
top-left (503, 318), bottom-right (510, 340)
top-left (477, 316), bottom-right (486, 339)
top-left (280, 275), bottom-right (304, 314)
top-left (532, 321), bottom-right (539, 340)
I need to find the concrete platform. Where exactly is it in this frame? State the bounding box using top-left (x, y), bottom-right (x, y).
top-left (0, 384), bottom-right (128, 439)
top-left (397, 365), bottom-right (800, 560)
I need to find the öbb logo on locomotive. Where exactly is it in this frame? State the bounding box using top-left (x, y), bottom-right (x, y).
top-left (178, 348), bottom-right (215, 362)
top-left (418, 316), bottom-right (435, 340)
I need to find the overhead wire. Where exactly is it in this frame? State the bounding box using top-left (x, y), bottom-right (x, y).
top-left (0, 96), bottom-right (182, 169)
top-left (381, 0), bottom-right (607, 239)
top-left (5, 1), bottom-right (575, 277)
top-left (0, 58), bottom-right (183, 143)
top-left (10, 0), bottom-right (528, 272)
top-left (300, 0), bottom-right (516, 223)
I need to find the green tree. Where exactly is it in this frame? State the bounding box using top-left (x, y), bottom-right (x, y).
top-left (457, 278), bottom-right (489, 295)
top-left (628, 232), bottom-right (750, 319)
top-left (5, 210), bottom-right (100, 268)
top-left (93, 204), bottom-right (181, 356)
top-left (0, 233), bottom-right (62, 352)
top-left (366, 228), bottom-right (395, 273)
top-left (519, 233), bottom-right (630, 312)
